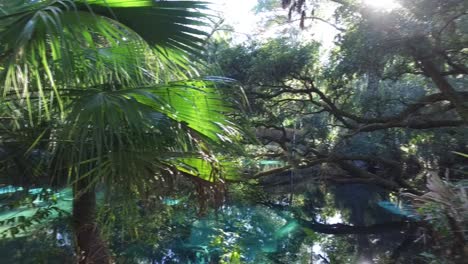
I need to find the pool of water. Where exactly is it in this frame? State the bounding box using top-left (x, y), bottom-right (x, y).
top-left (0, 183), bottom-right (421, 263)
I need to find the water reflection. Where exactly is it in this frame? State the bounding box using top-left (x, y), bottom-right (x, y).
top-left (0, 182), bottom-right (421, 263)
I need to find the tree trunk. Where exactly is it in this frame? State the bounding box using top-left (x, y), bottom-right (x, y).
top-left (419, 58), bottom-right (468, 122)
top-left (357, 234), bottom-right (374, 264)
top-left (73, 182), bottom-right (111, 264)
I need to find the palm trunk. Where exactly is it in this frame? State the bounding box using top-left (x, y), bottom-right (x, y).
top-left (73, 182), bottom-right (111, 264)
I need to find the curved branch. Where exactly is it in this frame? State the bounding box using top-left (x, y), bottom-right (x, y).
top-left (299, 219), bottom-right (415, 235)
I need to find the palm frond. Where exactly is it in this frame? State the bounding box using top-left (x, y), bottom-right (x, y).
top-left (52, 79), bottom-right (244, 187)
top-left (132, 79), bottom-right (244, 146)
top-left (79, 0), bottom-right (211, 54)
top-left (0, 0), bottom-right (212, 105)
top-left (0, 1), bottom-right (245, 207)
top-left (172, 156), bottom-right (242, 182)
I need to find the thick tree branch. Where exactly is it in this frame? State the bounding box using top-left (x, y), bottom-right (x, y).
top-left (298, 219), bottom-right (414, 235)
top-left (253, 79), bottom-right (467, 132)
top-left (417, 59), bottom-right (468, 122)
top-left (353, 119), bottom-right (465, 133)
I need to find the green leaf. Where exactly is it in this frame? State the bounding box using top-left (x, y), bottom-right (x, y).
top-left (452, 151), bottom-right (468, 158)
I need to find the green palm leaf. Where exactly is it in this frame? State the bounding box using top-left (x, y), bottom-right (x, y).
top-left (0, 0), bottom-right (211, 102)
top-left (173, 157), bottom-right (242, 182)
top-left (132, 80), bottom-right (243, 145)
top-left (80, 0), bottom-right (211, 54)
top-left (0, 1), bottom-right (246, 221)
top-left (53, 79), bottom-right (244, 186)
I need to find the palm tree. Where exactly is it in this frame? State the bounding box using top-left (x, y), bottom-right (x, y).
top-left (0, 1), bottom-right (244, 263)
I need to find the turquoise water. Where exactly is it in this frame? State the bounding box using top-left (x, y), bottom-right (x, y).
top-left (0, 188), bottom-right (72, 236)
top-left (0, 184), bottom-right (419, 263)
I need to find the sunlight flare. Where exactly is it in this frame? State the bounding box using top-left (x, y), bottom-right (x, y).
top-left (362, 0), bottom-right (401, 11)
